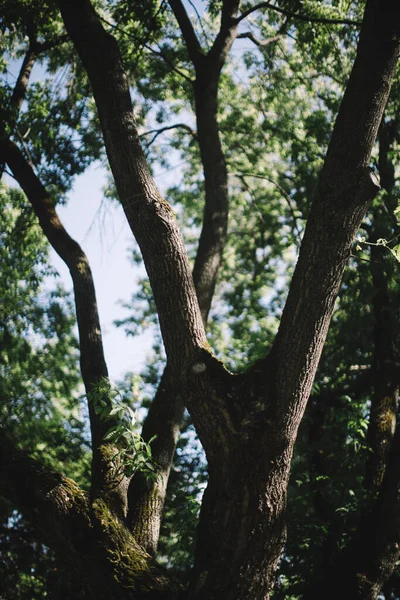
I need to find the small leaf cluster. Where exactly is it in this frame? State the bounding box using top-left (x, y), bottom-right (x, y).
top-left (91, 378), bottom-right (157, 483)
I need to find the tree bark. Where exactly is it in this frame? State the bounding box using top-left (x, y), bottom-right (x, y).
top-left (127, 0), bottom-right (239, 552)
top-left (3, 1), bottom-right (400, 598)
top-left (127, 368), bottom-right (184, 554)
top-left (0, 433), bottom-right (183, 599)
top-left (58, 0), bottom-right (207, 370)
top-left (187, 1), bottom-right (400, 597)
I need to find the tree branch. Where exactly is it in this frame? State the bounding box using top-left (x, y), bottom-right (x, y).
top-left (234, 170), bottom-right (303, 244)
top-left (0, 46), bottom-right (37, 179)
top-left (206, 0), bottom-right (240, 69)
top-left (235, 2), bottom-right (362, 27)
top-left (364, 117), bottom-right (400, 493)
top-left (58, 0), bottom-right (207, 371)
top-left (0, 433), bottom-right (183, 599)
top-left (30, 33), bottom-right (70, 53)
top-left (126, 0), bottom-right (241, 552)
top-left (167, 0), bottom-right (204, 66)
top-left (127, 368), bottom-right (185, 554)
top-left (0, 139), bottom-right (129, 516)
top-left (0, 33), bottom-right (71, 179)
top-left (267, 0), bottom-right (400, 439)
top-left (97, 15), bottom-right (194, 83)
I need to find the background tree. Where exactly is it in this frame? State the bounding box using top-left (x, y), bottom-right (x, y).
top-left (1, 1), bottom-right (400, 599)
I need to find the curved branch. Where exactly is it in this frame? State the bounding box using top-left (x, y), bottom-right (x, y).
top-left (0, 35), bottom-right (71, 179)
top-left (0, 46), bottom-right (37, 179)
top-left (236, 30), bottom-right (283, 47)
top-left (234, 170), bottom-right (303, 244)
top-left (235, 2), bottom-right (362, 27)
top-left (140, 123), bottom-right (197, 147)
top-left (0, 139), bottom-right (129, 515)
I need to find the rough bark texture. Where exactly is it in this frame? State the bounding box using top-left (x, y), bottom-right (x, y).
top-left (127, 0), bottom-right (238, 552)
top-left (58, 0), bottom-right (207, 370)
top-left (1, 0), bottom-right (400, 599)
top-left (193, 70), bottom-right (229, 324)
top-left (187, 2), bottom-right (400, 597)
top-left (0, 435), bottom-right (183, 599)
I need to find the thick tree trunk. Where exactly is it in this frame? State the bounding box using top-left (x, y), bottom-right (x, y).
top-left (187, 1), bottom-right (400, 597)
top-left (188, 415), bottom-right (292, 599)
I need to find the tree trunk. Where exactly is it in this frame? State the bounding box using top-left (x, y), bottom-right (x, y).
top-left (1, 1), bottom-right (400, 599)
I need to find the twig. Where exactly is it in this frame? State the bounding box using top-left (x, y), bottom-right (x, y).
top-left (140, 123), bottom-right (197, 146)
top-left (235, 2), bottom-right (362, 27)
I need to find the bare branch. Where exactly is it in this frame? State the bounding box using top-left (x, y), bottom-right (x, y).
top-left (97, 15), bottom-right (194, 82)
top-left (144, 43), bottom-right (193, 81)
top-left (140, 122), bottom-right (197, 146)
top-left (234, 171), bottom-right (303, 244)
top-left (188, 0), bottom-right (210, 46)
top-left (237, 30), bottom-right (283, 47)
top-left (235, 2), bottom-right (362, 27)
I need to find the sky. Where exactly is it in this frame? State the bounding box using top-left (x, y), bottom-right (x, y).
top-left (49, 164), bottom-right (154, 383)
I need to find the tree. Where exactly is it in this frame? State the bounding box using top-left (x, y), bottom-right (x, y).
top-left (1, 0), bottom-right (400, 598)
